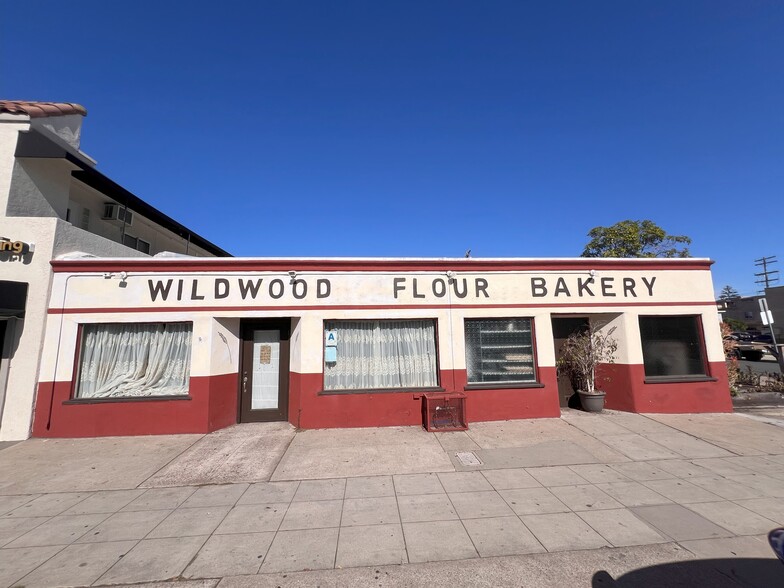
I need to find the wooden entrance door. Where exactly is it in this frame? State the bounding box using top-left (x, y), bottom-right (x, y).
top-left (240, 319), bottom-right (290, 422)
top-left (551, 317), bottom-right (589, 407)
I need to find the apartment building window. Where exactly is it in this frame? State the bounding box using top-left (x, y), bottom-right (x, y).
top-left (122, 234), bottom-right (150, 254)
top-left (122, 234), bottom-right (138, 249)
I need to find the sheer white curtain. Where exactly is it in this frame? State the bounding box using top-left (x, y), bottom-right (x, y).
top-left (77, 323), bottom-right (192, 398)
top-left (324, 320), bottom-right (437, 390)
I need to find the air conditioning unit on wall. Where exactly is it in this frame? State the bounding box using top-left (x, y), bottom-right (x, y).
top-left (102, 203), bottom-right (133, 226)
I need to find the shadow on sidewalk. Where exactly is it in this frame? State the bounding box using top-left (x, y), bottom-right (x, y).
top-left (593, 557), bottom-right (784, 587)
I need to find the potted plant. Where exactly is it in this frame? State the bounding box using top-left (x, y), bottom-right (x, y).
top-left (557, 323), bottom-right (618, 412)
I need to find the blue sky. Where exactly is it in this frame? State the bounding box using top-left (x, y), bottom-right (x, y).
top-left (3, 1), bottom-right (782, 296)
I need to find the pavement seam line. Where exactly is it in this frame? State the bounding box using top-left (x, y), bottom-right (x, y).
top-left (391, 474), bottom-right (412, 565)
top-left (136, 434), bottom-right (207, 489)
top-left (639, 413), bottom-right (748, 457)
top-left (6, 541), bottom-right (70, 588)
top-left (733, 410), bottom-right (784, 429)
top-left (332, 477), bottom-right (347, 569)
top-left (267, 425), bottom-right (300, 482)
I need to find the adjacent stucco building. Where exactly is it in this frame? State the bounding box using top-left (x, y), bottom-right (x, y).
top-left (0, 101), bottom-right (229, 441)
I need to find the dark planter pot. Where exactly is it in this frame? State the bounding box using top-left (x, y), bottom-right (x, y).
top-left (578, 390), bottom-right (606, 413)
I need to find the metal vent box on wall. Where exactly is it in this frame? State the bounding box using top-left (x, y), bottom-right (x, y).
top-left (422, 393), bottom-right (467, 432)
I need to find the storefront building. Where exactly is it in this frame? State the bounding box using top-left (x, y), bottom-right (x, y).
top-left (31, 256), bottom-right (731, 438)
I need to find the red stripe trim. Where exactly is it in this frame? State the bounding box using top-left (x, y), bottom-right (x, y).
top-left (50, 259), bottom-right (714, 273)
top-left (48, 301), bottom-right (719, 315)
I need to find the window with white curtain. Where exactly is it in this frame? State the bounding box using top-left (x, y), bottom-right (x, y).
top-left (76, 322), bottom-right (192, 399)
top-left (323, 320), bottom-right (438, 391)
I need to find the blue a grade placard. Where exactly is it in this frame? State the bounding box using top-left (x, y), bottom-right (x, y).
top-left (325, 330), bottom-right (338, 347)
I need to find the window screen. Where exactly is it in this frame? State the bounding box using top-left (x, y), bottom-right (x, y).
top-left (465, 318), bottom-right (536, 384)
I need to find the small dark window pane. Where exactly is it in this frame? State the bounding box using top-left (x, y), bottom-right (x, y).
top-left (639, 316), bottom-right (706, 377)
top-left (123, 234), bottom-right (138, 249)
top-left (137, 240), bottom-right (151, 254)
top-left (465, 318), bottom-right (535, 384)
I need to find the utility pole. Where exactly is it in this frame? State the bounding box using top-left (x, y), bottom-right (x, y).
top-left (755, 255), bottom-right (779, 293)
top-left (755, 256), bottom-right (783, 369)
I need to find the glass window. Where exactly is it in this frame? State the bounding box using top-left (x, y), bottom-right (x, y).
top-left (76, 323), bottom-right (192, 399)
top-left (324, 320), bottom-right (438, 390)
top-left (639, 316), bottom-right (706, 378)
top-left (465, 318), bottom-right (536, 384)
top-left (122, 234), bottom-right (138, 249)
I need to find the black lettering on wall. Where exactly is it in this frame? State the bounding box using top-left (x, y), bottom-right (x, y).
top-left (148, 279), bottom-right (173, 302)
top-left (531, 277), bottom-right (547, 297)
top-left (642, 276), bottom-right (656, 296)
top-left (238, 278), bottom-right (263, 300)
top-left (601, 277), bottom-right (616, 297)
top-left (214, 278), bottom-right (230, 299)
top-left (269, 279), bottom-right (284, 299)
top-left (475, 278), bottom-right (489, 298)
top-left (623, 278), bottom-right (637, 297)
top-left (317, 279), bottom-right (331, 298)
top-left (554, 277), bottom-right (571, 297)
top-left (452, 278), bottom-right (468, 298)
top-left (393, 278), bottom-right (406, 299)
top-left (412, 278), bottom-right (425, 299)
top-left (577, 278), bottom-right (594, 297)
top-left (432, 278), bottom-right (446, 298)
top-left (176, 279), bottom-right (184, 301)
top-left (191, 280), bottom-right (205, 300)
top-left (292, 279), bottom-right (308, 300)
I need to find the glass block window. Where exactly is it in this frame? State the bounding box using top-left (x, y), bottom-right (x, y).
top-left (465, 318), bottom-right (536, 384)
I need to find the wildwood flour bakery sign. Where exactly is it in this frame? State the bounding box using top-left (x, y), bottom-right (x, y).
top-left (141, 273), bottom-right (660, 305)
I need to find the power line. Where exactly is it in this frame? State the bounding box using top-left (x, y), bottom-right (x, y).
top-left (754, 255), bottom-right (779, 293)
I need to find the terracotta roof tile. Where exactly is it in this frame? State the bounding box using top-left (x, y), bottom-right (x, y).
top-left (0, 100), bottom-right (87, 118)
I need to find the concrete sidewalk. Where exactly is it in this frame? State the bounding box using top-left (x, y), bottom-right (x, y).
top-left (1, 410), bottom-right (784, 586)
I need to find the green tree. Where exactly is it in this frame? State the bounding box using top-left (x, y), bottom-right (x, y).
top-left (724, 318), bottom-right (747, 331)
top-left (719, 285), bottom-right (740, 300)
top-left (581, 220), bottom-right (692, 258)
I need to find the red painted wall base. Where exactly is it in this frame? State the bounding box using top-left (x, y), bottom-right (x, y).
top-left (32, 361), bottom-right (732, 438)
top-left (600, 361), bottom-right (732, 414)
top-left (290, 368), bottom-right (562, 429)
top-left (32, 373), bottom-right (238, 438)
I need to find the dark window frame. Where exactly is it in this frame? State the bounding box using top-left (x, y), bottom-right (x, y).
top-left (319, 318), bottom-right (442, 394)
top-left (463, 316), bottom-right (541, 389)
top-left (639, 315), bottom-right (711, 382)
top-left (71, 321), bottom-right (194, 402)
